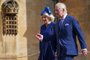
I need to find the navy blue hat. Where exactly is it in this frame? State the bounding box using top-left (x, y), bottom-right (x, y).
top-left (41, 6), bottom-right (52, 16)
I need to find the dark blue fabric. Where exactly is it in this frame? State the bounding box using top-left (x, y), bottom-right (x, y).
top-left (38, 22), bottom-right (57, 60)
top-left (58, 55), bottom-right (74, 60)
top-left (56, 15), bottom-right (87, 57)
top-left (57, 45), bottom-right (74, 60)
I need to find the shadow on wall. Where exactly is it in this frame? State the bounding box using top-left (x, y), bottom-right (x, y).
top-left (24, 0), bottom-right (42, 60)
top-left (24, 0), bottom-right (55, 60)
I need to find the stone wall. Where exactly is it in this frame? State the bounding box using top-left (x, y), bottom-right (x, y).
top-left (25, 0), bottom-right (54, 60)
top-left (0, 0), bottom-right (27, 60)
top-left (0, 0), bottom-right (54, 60)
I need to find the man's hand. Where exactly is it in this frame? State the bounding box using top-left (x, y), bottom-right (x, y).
top-left (81, 49), bottom-right (88, 56)
top-left (35, 33), bottom-right (43, 41)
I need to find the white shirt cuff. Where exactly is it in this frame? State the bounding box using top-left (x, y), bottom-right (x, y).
top-left (81, 48), bottom-right (87, 51)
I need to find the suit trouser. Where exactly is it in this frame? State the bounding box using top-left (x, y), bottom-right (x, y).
top-left (58, 55), bottom-right (74, 60)
top-left (57, 45), bottom-right (75, 60)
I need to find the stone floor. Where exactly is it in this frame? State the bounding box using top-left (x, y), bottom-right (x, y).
top-left (28, 51), bottom-right (90, 60)
top-left (75, 53), bottom-right (90, 60)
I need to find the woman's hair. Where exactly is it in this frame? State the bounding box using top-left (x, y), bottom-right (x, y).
top-left (42, 13), bottom-right (55, 21)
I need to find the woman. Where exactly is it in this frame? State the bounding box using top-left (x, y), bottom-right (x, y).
top-left (35, 7), bottom-right (57, 60)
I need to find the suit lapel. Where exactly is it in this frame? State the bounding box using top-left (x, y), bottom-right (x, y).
top-left (63, 15), bottom-right (69, 27)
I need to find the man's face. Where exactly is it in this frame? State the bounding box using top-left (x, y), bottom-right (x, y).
top-left (55, 6), bottom-right (64, 18)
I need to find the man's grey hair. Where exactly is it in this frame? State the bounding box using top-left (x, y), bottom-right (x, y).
top-left (55, 2), bottom-right (67, 12)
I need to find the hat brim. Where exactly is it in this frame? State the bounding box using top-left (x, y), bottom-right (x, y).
top-left (42, 13), bottom-right (55, 21)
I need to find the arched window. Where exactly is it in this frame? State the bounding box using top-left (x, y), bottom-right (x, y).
top-left (1, 0), bottom-right (19, 35)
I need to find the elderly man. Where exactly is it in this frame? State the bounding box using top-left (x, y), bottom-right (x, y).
top-left (55, 2), bottom-right (88, 60)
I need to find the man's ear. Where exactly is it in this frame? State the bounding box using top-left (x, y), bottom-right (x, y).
top-left (63, 8), bottom-right (65, 12)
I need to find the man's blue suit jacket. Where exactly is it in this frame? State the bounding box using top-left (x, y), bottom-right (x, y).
top-left (56, 15), bottom-right (87, 55)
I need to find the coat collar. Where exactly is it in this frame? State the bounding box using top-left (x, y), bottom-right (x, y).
top-left (63, 15), bottom-right (70, 26)
top-left (63, 13), bottom-right (68, 20)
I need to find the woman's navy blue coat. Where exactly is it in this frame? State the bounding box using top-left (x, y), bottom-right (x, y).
top-left (38, 22), bottom-right (57, 60)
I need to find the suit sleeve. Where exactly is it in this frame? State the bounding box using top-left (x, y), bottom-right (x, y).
top-left (72, 18), bottom-right (87, 49)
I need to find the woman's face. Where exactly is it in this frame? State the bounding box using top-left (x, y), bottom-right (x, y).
top-left (41, 15), bottom-right (50, 24)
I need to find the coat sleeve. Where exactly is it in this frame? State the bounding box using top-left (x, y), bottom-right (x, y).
top-left (42, 33), bottom-right (52, 41)
top-left (72, 18), bottom-right (87, 49)
top-left (40, 25), bottom-right (53, 42)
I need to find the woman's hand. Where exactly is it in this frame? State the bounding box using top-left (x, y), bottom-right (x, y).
top-left (35, 33), bottom-right (43, 41)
